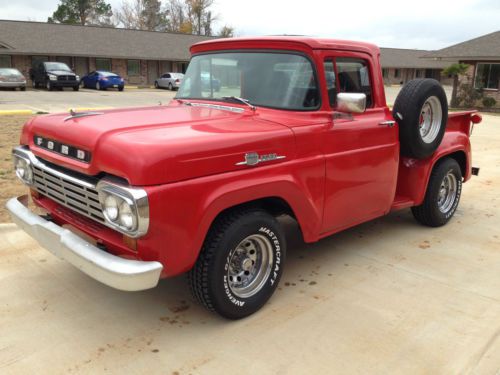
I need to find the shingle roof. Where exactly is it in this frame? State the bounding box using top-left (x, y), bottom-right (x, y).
top-left (424, 30), bottom-right (500, 60)
top-left (380, 47), bottom-right (451, 69)
top-left (0, 19), bottom-right (214, 61)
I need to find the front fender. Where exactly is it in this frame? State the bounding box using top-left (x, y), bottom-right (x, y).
top-left (140, 157), bottom-right (325, 277)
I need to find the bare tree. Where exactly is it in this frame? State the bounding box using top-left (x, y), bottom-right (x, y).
top-left (219, 25), bottom-right (234, 38)
top-left (115, 0), bottom-right (167, 30)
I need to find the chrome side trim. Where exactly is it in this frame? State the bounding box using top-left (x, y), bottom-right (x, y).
top-left (235, 152), bottom-right (286, 166)
top-left (6, 196), bottom-right (163, 291)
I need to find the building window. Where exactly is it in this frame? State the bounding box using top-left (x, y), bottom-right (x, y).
top-left (394, 69), bottom-right (400, 78)
top-left (0, 55), bottom-right (11, 67)
top-left (475, 63), bottom-right (500, 90)
top-left (128, 60), bottom-right (140, 76)
top-left (31, 56), bottom-right (49, 67)
top-left (96, 58), bottom-right (111, 71)
top-left (415, 69), bottom-right (422, 78)
top-left (382, 68), bottom-right (388, 78)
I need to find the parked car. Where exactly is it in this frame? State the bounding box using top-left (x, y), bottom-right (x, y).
top-left (0, 68), bottom-right (26, 91)
top-left (8, 37), bottom-right (482, 320)
top-left (30, 61), bottom-right (79, 91)
top-left (155, 72), bottom-right (184, 90)
top-left (201, 72), bottom-right (221, 92)
top-left (81, 71), bottom-right (125, 91)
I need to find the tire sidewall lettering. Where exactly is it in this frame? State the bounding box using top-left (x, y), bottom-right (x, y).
top-left (221, 225), bottom-right (282, 308)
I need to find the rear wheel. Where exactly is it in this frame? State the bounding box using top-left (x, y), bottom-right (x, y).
top-left (96, 82), bottom-right (101, 90)
top-left (189, 209), bottom-right (286, 319)
top-left (168, 82), bottom-right (173, 91)
top-left (412, 158), bottom-right (462, 227)
top-left (393, 79), bottom-right (448, 159)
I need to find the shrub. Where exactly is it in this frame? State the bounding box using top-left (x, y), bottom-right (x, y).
top-left (482, 97), bottom-right (497, 108)
top-left (457, 83), bottom-right (483, 108)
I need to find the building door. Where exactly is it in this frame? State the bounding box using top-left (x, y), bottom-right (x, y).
top-left (147, 60), bottom-right (158, 84)
top-left (74, 57), bottom-right (89, 76)
top-left (160, 61), bottom-right (172, 74)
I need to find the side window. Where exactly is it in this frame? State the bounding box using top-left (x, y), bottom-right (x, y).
top-left (336, 58), bottom-right (373, 107)
top-left (323, 60), bottom-right (337, 107)
top-left (165, 73), bottom-right (171, 78)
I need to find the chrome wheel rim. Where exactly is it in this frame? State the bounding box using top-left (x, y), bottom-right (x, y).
top-left (438, 171), bottom-right (458, 213)
top-left (227, 234), bottom-right (273, 298)
top-left (419, 96), bottom-right (442, 143)
top-left (96, 82), bottom-right (100, 90)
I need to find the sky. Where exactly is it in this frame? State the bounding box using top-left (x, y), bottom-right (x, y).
top-left (1, 0), bottom-right (499, 50)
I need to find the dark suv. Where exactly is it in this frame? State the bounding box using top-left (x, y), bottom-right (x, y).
top-left (30, 61), bottom-right (80, 91)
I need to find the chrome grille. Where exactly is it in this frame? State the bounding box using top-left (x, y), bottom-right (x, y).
top-left (32, 162), bottom-right (105, 223)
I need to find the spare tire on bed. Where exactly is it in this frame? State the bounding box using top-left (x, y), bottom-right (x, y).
top-left (392, 79), bottom-right (448, 159)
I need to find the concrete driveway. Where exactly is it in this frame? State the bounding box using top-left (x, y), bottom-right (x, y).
top-left (0, 87), bottom-right (176, 113)
top-left (0, 115), bottom-right (499, 374)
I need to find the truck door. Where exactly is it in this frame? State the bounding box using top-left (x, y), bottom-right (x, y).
top-left (320, 53), bottom-right (399, 234)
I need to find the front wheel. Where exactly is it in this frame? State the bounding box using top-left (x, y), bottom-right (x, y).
top-left (412, 158), bottom-right (462, 227)
top-left (46, 81), bottom-right (53, 91)
top-left (189, 209), bottom-right (286, 319)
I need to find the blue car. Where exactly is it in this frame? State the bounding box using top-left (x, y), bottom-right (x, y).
top-left (80, 70), bottom-right (125, 91)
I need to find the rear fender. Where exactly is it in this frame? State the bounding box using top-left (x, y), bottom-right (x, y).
top-left (395, 131), bottom-right (470, 206)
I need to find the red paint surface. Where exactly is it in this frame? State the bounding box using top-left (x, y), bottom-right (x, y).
top-left (20, 37), bottom-right (479, 277)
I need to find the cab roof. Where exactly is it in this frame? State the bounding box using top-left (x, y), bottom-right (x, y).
top-left (191, 36), bottom-right (380, 56)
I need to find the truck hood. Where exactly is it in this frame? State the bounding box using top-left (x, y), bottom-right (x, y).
top-left (23, 105), bottom-right (295, 185)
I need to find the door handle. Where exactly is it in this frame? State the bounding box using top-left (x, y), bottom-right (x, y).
top-left (379, 120), bottom-right (396, 127)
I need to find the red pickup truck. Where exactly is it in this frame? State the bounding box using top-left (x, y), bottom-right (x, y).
top-left (7, 37), bottom-right (481, 319)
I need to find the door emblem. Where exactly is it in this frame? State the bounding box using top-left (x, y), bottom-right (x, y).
top-left (235, 152), bottom-right (286, 166)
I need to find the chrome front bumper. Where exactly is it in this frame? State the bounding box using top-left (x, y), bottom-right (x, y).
top-left (6, 196), bottom-right (163, 291)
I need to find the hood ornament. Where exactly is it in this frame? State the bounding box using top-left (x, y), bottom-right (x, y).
top-left (64, 109), bottom-right (105, 122)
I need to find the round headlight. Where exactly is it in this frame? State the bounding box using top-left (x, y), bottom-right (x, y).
top-left (14, 157), bottom-right (33, 184)
top-left (103, 195), bottom-right (120, 221)
top-left (118, 201), bottom-right (135, 229)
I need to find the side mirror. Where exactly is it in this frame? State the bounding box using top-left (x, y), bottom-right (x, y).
top-left (336, 93), bottom-right (366, 113)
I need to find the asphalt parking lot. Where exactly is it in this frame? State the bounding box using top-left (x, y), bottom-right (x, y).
top-left (0, 85), bottom-right (453, 114)
top-left (0, 87), bottom-right (176, 113)
top-left (0, 111), bottom-right (498, 373)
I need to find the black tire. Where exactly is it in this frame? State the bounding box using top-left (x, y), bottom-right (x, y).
top-left (46, 81), bottom-right (53, 91)
top-left (119, 86), bottom-right (124, 92)
top-left (412, 158), bottom-right (462, 227)
top-left (154, 81), bottom-right (159, 89)
top-left (393, 79), bottom-right (448, 159)
top-left (20, 86), bottom-right (26, 91)
top-left (73, 85), bottom-right (79, 91)
top-left (168, 83), bottom-right (173, 91)
top-left (189, 209), bottom-right (286, 319)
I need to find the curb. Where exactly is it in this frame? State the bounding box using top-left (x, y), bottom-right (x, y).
top-left (0, 109), bottom-right (36, 116)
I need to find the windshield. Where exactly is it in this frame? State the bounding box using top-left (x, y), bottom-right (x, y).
top-left (0, 68), bottom-right (22, 76)
top-left (44, 62), bottom-right (72, 72)
top-left (176, 52), bottom-right (320, 110)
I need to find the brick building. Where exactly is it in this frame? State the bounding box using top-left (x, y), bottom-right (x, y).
top-left (0, 20), bottom-right (213, 86)
top-left (425, 30), bottom-right (500, 105)
top-left (379, 47), bottom-right (453, 85)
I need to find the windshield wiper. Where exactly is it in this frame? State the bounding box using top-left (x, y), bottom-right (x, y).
top-left (221, 96), bottom-right (256, 111)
